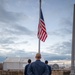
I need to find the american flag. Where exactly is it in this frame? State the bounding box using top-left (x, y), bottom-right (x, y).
top-left (37, 9), bottom-right (48, 42)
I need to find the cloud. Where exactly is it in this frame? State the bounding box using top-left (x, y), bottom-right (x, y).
top-left (45, 41), bottom-right (71, 60)
top-left (48, 29), bottom-right (72, 39)
top-left (0, 46), bottom-right (71, 62)
top-left (58, 18), bottom-right (72, 35)
top-left (0, 49), bottom-right (36, 58)
top-left (0, 56), bottom-right (6, 62)
top-left (42, 53), bottom-right (70, 61)
top-left (60, 18), bottom-right (72, 28)
top-left (0, 38), bottom-right (14, 44)
top-left (49, 41), bottom-right (71, 54)
top-left (3, 24), bottom-right (34, 36)
top-left (0, 50), bottom-right (36, 62)
top-left (48, 18), bottom-right (72, 39)
top-left (0, 5), bottom-right (19, 23)
top-left (0, 40), bottom-right (71, 61)
top-left (0, 0), bottom-right (28, 23)
top-left (0, 0), bottom-right (34, 36)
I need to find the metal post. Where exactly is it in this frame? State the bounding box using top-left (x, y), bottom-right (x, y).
top-left (38, 0), bottom-right (41, 53)
top-left (70, 4), bottom-right (75, 75)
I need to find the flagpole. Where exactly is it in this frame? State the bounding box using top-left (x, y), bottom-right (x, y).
top-left (38, 0), bottom-right (41, 53)
top-left (70, 4), bottom-right (75, 75)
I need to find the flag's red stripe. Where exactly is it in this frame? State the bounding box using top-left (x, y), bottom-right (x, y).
top-left (37, 9), bottom-right (47, 42)
top-left (38, 27), bottom-right (47, 42)
top-left (40, 19), bottom-right (45, 26)
top-left (40, 20), bottom-right (46, 30)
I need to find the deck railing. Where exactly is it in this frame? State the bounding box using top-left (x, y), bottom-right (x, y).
top-left (0, 70), bottom-right (70, 75)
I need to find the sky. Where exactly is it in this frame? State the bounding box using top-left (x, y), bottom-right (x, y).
top-left (0, 0), bottom-right (75, 65)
